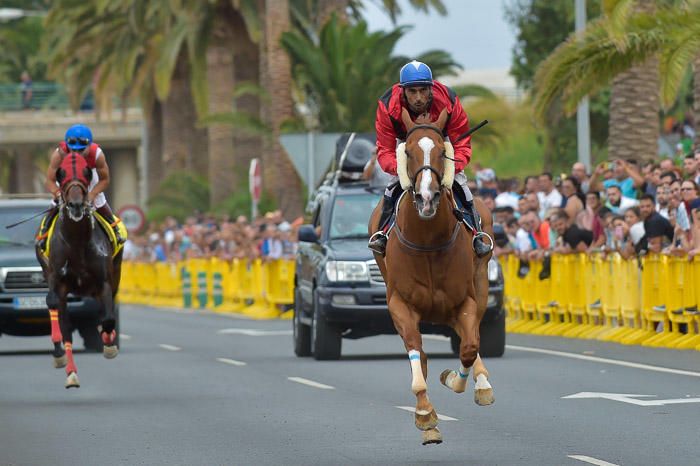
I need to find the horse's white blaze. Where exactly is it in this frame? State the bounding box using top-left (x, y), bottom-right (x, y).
top-left (409, 350), bottom-right (427, 394)
top-left (418, 137), bottom-right (435, 201)
top-left (475, 373), bottom-right (492, 390)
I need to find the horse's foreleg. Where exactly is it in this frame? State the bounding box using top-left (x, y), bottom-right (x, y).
top-left (440, 298), bottom-right (478, 394)
top-left (46, 289), bottom-right (66, 368)
top-left (58, 303), bottom-right (79, 388)
top-left (98, 282), bottom-right (118, 359)
top-left (441, 298), bottom-right (494, 405)
top-left (389, 295), bottom-right (441, 445)
top-left (471, 219), bottom-right (494, 406)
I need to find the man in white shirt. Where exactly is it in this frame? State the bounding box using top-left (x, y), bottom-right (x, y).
top-left (604, 185), bottom-right (638, 214)
top-left (537, 172), bottom-right (563, 214)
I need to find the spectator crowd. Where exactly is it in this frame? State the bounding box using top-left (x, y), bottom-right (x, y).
top-left (123, 210), bottom-right (302, 263)
top-left (477, 150), bottom-right (700, 277)
top-left (125, 148), bottom-right (700, 269)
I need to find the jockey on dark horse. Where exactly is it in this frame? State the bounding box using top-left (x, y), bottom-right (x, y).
top-left (368, 60), bottom-right (492, 257)
top-left (36, 124), bottom-right (125, 249)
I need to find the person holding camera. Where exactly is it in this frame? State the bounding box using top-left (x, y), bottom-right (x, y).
top-left (590, 159), bottom-right (645, 199)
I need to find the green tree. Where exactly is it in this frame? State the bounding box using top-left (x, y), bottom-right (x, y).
top-left (281, 15), bottom-right (460, 132)
top-left (505, 0), bottom-right (608, 172)
top-left (533, 0), bottom-right (700, 162)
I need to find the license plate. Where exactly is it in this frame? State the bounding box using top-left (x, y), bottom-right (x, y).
top-left (13, 296), bottom-right (46, 310)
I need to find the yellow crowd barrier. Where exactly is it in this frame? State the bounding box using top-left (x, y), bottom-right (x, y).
top-left (500, 253), bottom-right (700, 352)
top-left (118, 258), bottom-right (296, 319)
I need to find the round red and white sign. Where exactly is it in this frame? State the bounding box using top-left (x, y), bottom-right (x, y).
top-left (117, 204), bottom-right (146, 234)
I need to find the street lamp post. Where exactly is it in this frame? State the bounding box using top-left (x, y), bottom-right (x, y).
top-left (575, 0), bottom-right (591, 172)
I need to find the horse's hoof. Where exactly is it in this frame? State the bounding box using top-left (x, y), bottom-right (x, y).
top-left (473, 373), bottom-right (494, 406)
top-left (474, 388), bottom-right (495, 406)
top-left (53, 355), bottom-right (67, 369)
top-left (439, 369), bottom-right (466, 393)
top-left (421, 427), bottom-right (443, 446)
top-left (65, 372), bottom-right (80, 389)
top-left (103, 345), bottom-right (119, 359)
top-left (414, 408), bottom-right (439, 431)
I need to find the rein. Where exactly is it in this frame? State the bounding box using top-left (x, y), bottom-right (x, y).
top-left (392, 190), bottom-right (462, 253)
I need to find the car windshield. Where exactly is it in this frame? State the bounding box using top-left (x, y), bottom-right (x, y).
top-left (329, 193), bottom-right (381, 240)
top-left (0, 206), bottom-right (45, 246)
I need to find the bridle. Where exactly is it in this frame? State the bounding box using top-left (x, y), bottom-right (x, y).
top-left (394, 124), bottom-right (462, 253)
top-left (403, 124), bottom-right (455, 194)
top-left (60, 179), bottom-right (93, 222)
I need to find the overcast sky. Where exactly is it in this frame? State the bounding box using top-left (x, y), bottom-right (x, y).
top-left (362, 0), bottom-right (516, 72)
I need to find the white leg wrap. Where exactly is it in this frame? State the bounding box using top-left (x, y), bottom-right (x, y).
top-left (445, 365), bottom-right (469, 393)
top-left (475, 373), bottom-right (492, 391)
top-left (409, 350), bottom-right (427, 394)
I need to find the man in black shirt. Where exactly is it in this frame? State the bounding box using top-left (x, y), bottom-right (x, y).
top-left (638, 194), bottom-right (674, 253)
top-left (550, 209), bottom-right (593, 253)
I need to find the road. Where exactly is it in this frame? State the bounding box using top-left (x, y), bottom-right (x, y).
top-left (1, 305), bottom-right (699, 466)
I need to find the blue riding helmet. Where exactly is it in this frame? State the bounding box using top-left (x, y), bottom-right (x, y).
top-left (399, 60), bottom-right (433, 88)
top-left (65, 124), bottom-right (93, 151)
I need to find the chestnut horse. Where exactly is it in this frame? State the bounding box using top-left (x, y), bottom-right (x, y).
top-left (35, 153), bottom-right (122, 389)
top-left (368, 109), bottom-right (494, 445)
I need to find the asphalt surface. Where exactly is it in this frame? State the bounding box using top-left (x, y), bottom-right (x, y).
top-left (1, 304), bottom-right (699, 466)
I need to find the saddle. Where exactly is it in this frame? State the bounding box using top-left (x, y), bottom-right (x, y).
top-left (38, 211), bottom-right (127, 259)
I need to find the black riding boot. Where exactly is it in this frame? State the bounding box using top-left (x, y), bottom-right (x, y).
top-left (96, 204), bottom-right (126, 244)
top-left (36, 204), bottom-right (59, 250)
top-left (453, 183), bottom-right (493, 258)
top-left (368, 194), bottom-right (396, 256)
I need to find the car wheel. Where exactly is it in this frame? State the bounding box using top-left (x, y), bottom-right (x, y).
top-left (79, 324), bottom-right (102, 352)
top-left (311, 292), bottom-right (341, 361)
top-left (293, 288), bottom-right (311, 357)
top-left (479, 311), bottom-right (506, 358)
top-left (450, 332), bottom-right (460, 356)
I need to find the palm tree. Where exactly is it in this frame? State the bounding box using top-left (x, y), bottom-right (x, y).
top-left (533, 0), bottom-right (700, 162)
top-left (281, 16), bottom-right (460, 132)
top-left (260, 0), bottom-right (305, 218)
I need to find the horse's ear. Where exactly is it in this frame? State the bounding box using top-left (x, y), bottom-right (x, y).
top-left (435, 109), bottom-right (448, 131)
top-left (401, 108), bottom-right (414, 132)
top-left (56, 168), bottom-right (66, 185)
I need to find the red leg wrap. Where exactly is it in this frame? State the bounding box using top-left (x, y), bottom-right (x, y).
top-left (49, 310), bottom-right (62, 343)
top-left (102, 330), bottom-right (116, 345)
top-left (64, 342), bottom-right (77, 374)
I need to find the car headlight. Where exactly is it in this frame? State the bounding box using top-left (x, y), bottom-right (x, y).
top-left (488, 259), bottom-right (500, 282)
top-left (325, 261), bottom-right (369, 282)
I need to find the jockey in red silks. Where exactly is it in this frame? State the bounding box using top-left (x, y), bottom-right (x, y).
top-left (368, 60), bottom-right (492, 257)
top-left (37, 124), bottom-right (125, 249)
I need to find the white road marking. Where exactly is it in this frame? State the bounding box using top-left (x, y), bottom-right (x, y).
top-left (422, 334), bottom-right (449, 341)
top-left (216, 357), bottom-right (247, 366)
top-left (395, 406), bottom-right (458, 421)
top-left (120, 334), bottom-right (132, 340)
top-left (218, 328), bottom-right (292, 336)
top-left (287, 377), bottom-right (335, 390)
top-left (507, 344), bottom-right (700, 378)
top-left (563, 392), bottom-right (700, 407)
top-left (568, 454), bottom-right (619, 466)
top-left (159, 344), bottom-right (181, 351)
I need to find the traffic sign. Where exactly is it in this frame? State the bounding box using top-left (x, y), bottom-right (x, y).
top-left (117, 204), bottom-right (145, 234)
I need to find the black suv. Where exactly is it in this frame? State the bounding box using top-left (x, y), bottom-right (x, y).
top-left (292, 179), bottom-right (506, 360)
top-left (0, 197), bottom-right (108, 350)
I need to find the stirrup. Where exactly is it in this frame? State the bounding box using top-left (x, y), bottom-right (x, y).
top-left (472, 231), bottom-right (494, 257)
top-left (368, 231), bottom-right (388, 255)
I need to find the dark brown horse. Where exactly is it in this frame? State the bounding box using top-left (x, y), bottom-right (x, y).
top-left (36, 153), bottom-right (122, 388)
top-left (368, 109), bottom-right (494, 445)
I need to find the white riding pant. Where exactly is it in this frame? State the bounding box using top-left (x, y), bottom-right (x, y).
top-left (384, 172), bottom-right (473, 201)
